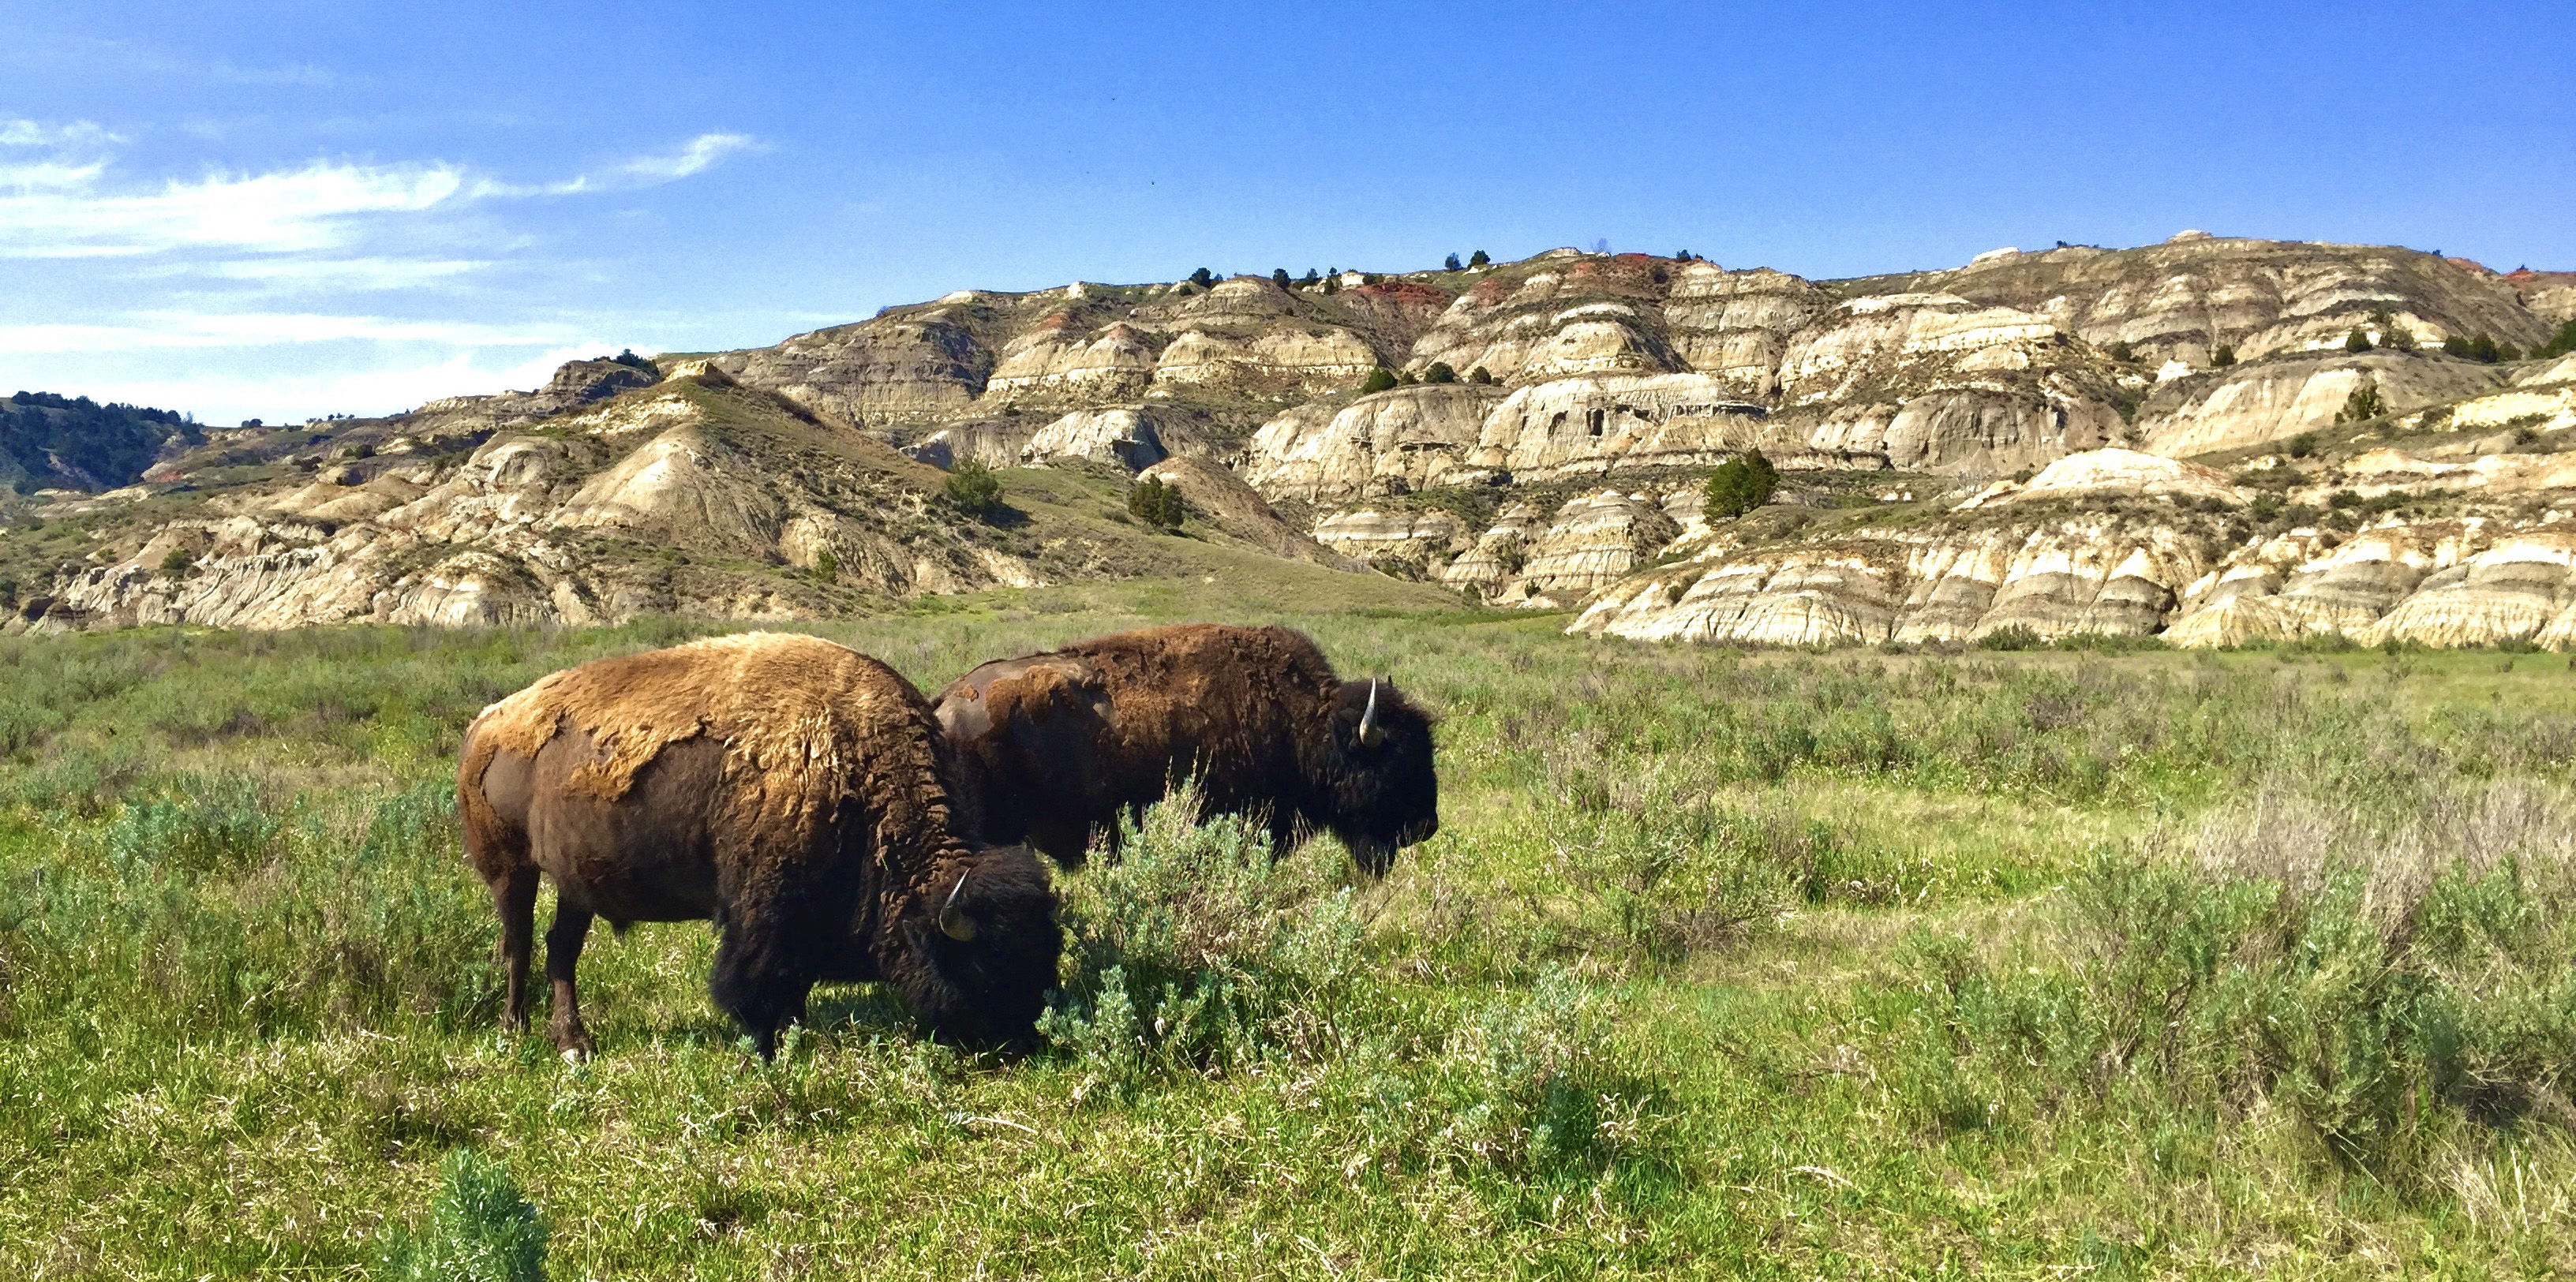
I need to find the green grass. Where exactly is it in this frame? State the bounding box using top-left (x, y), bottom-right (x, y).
top-left (6, 599), bottom-right (2576, 1277)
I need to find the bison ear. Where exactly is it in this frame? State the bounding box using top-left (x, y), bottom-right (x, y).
top-left (938, 865), bottom-right (978, 941)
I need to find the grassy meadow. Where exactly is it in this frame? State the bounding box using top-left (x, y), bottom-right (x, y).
top-left (7, 588), bottom-right (2576, 1278)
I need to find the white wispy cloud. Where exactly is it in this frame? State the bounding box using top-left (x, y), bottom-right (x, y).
top-left (200, 256), bottom-right (491, 290)
top-left (0, 124), bottom-right (754, 259)
top-left (475, 132), bottom-right (761, 196)
top-left (1, 118), bottom-right (125, 149)
top-left (0, 312), bottom-right (578, 353)
top-left (0, 160), bottom-right (467, 258)
top-left (0, 119), bottom-right (747, 421)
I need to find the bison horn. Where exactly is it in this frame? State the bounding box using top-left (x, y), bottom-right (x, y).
top-left (1357, 678), bottom-right (1383, 747)
top-left (938, 864), bottom-right (978, 941)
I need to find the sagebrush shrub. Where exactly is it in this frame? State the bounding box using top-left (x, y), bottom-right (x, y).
top-left (373, 1147), bottom-right (549, 1282)
top-left (1430, 968), bottom-right (1668, 1187)
top-left (1888, 779), bottom-right (2576, 1182)
top-left (1039, 786), bottom-right (1365, 1090)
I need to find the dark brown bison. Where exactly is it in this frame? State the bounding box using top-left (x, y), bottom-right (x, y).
top-left (458, 632), bottom-right (1061, 1057)
top-left (933, 623), bottom-right (1438, 873)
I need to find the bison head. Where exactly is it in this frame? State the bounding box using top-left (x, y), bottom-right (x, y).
top-left (1318, 677), bottom-right (1440, 875)
top-left (893, 844), bottom-right (1062, 1045)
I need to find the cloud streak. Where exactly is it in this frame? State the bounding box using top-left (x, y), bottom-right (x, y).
top-left (0, 125), bottom-right (754, 259)
top-left (1, 161), bottom-right (467, 258)
top-left (475, 132), bottom-right (761, 196)
top-left (0, 119), bottom-right (753, 420)
top-left (0, 312), bottom-right (579, 353)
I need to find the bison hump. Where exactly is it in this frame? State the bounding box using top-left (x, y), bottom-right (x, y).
top-left (469, 632), bottom-right (922, 805)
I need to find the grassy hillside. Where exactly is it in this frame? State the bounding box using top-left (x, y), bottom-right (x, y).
top-left (0, 392), bottom-right (198, 494)
top-left (6, 597), bottom-right (2576, 1276)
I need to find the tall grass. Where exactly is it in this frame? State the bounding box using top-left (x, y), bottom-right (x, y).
top-left (1885, 776), bottom-right (2576, 1194)
top-left (7, 615), bottom-right (2576, 1274)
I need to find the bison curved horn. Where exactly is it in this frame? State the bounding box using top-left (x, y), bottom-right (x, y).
top-left (938, 863), bottom-right (978, 941)
top-left (1357, 678), bottom-right (1384, 747)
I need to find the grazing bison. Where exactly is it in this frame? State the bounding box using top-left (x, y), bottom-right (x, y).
top-left (933, 623), bottom-right (1438, 873)
top-left (457, 632), bottom-right (1061, 1057)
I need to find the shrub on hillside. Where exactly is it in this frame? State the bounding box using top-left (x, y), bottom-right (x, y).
top-left (1127, 475), bottom-right (1185, 531)
top-left (1468, 249), bottom-right (1489, 267)
top-left (1444, 253), bottom-right (1462, 271)
top-left (1469, 365), bottom-right (1496, 385)
top-left (2538, 318), bottom-right (2576, 361)
top-left (2334, 380), bottom-right (2384, 424)
top-left (2211, 343), bottom-right (2237, 367)
top-left (2346, 327), bottom-right (2373, 353)
top-left (2370, 308), bottom-right (2419, 353)
top-left (1360, 367), bottom-right (1398, 394)
top-left (1425, 362), bottom-right (1458, 384)
top-left (1702, 449), bottom-right (1779, 519)
top-left (941, 458), bottom-right (1005, 518)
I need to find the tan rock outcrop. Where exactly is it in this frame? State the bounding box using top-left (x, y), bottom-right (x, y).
top-left (984, 322), bottom-right (1159, 402)
top-left (1019, 408), bottom-right (1174, 470)
top-left (1661, 265), bottom-right (1831, 398)
top-left (1578, 546), bottom-right (1908, 647)
top-left (2137, 353), bottom-right (2512, 456)
top-left (1311, 509), bottom-right (1462, 570)
top-left (1881, 237), bottom-right (2552, 365)
top-left (1956, 448), bottom-right (2247, 510)
top-left (1467, 374), bottom-right (1773, 481)
top-left (1150, 326), bottom-right (1379, 397)
top-left (1242, 385), bottom-right (1502, 502)
top-left (1438, 503), bottom-right (1544, 599)
top-left (1509, 491), bottom-right (1681, 605)
top-left (716, 309), bottom-right (992, 426)
top-left (2359, 531), bottom-right (2576, 648)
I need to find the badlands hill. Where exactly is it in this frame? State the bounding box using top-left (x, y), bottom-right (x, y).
top-left (9, 232), bottom-right (2576, 649)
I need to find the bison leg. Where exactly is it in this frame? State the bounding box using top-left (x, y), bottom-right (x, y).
top-left (490, 865), bottom-right (539, 1033)
top-left (544, 901), bottom-right (597, 1058)
top-left (709, 914), bottom-right (814, 1059)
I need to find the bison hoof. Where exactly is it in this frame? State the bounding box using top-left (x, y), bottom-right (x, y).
top-left (552, 1025), bottom-right (595, 1060)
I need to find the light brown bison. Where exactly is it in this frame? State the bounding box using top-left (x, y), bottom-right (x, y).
top-left (933, 623), bottom-right (1439, 873)
top-left (458, 632), bottom-right (1060, 1057)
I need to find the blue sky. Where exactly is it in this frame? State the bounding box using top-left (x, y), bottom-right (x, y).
top-left (4, 1), bottom-right (2570, 425)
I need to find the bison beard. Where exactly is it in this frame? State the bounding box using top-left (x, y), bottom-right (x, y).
top-left (934, 624), bottom-right (1440, 873)
top-left (457, 633), bottom-right (1061, 1056)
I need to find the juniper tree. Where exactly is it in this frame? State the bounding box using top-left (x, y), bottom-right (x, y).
top-left (1704, 449), bottom-right (1780, 519)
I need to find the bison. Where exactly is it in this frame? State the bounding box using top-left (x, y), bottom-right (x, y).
top-left (458, 631), bottom-right (1061, 1057)
top-left (933, 623), bottom-right (1438, 873)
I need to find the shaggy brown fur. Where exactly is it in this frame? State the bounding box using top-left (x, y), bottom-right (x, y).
top-left (934, 624), bottom-right (1439, 873)
top-left (459, 632), bottom-right (1060, 1056)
